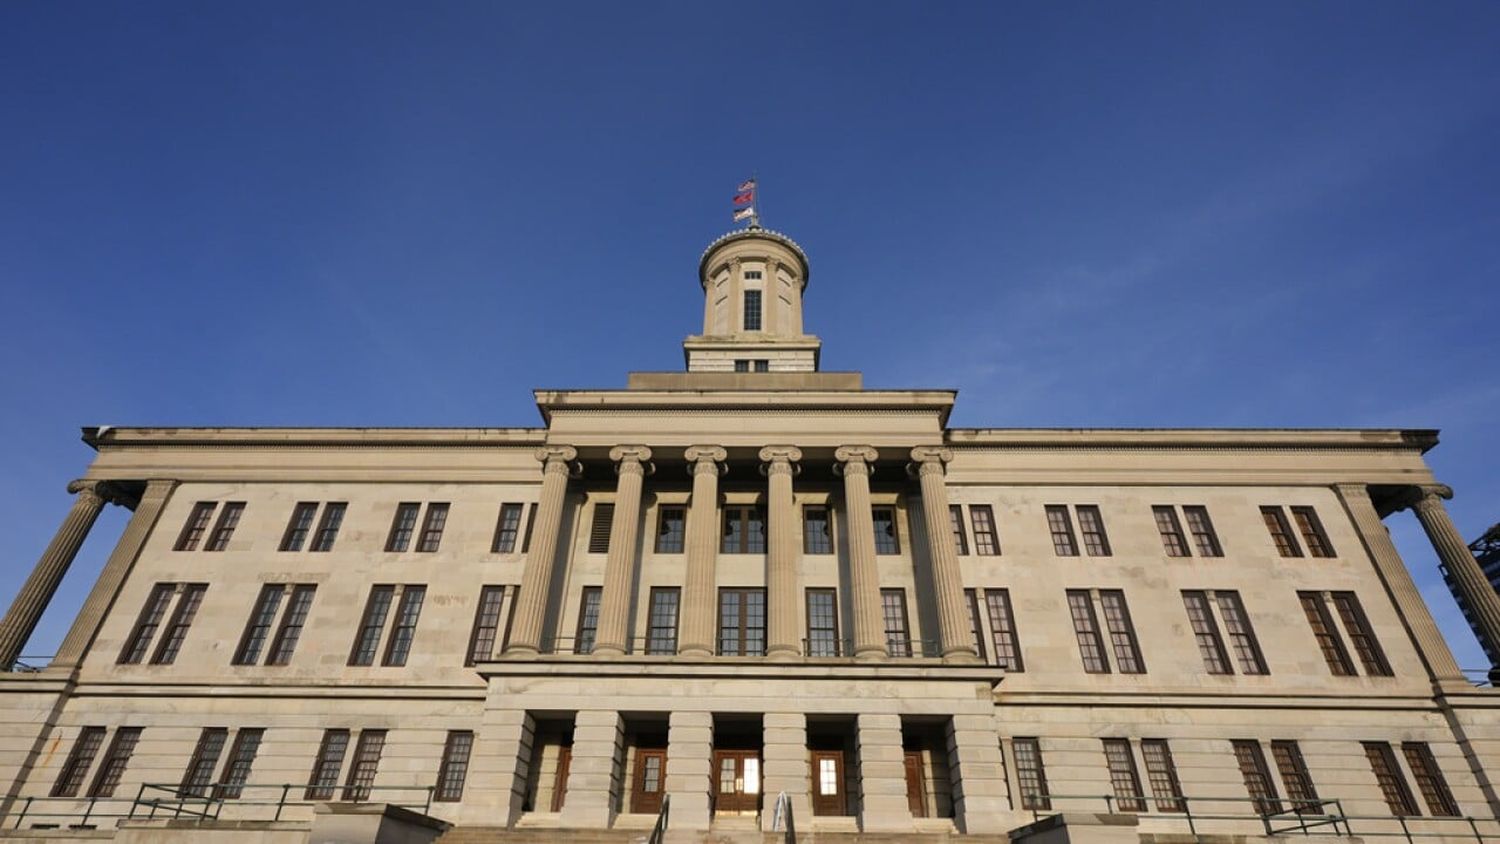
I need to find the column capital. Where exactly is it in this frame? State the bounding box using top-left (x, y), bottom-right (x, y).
top-left (834, 445), bottom-right (879, 476)
top-left (907, 446), bottom-right (953, 479)
top-left (758, 445), bottom-right (803, 477)
top-left (1399, 484), bottom-right (1455, 515)
top-left (684, 445), bottom-right (728, 477)
top-left (535, 446), bottom-right (581, 478)
top-left (66, 479), bottom-right (138, 509)
top-left (609, 445), bottom-right (654, 476)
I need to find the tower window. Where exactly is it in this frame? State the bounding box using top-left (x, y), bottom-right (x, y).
top-left (743, 290), bottom-right (762, 331)
top-left (743, 270), bottom-right (763, 280)
top-left (754, 360), bottom-right (769, 372)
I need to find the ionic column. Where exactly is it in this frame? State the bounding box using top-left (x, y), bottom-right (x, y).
top-left (506, 446), bottom-right (579, 655)
top-left (910, 447), bottom-right (979, 663)
top-left (0, 480), bottom-right (122, 668)
top-left (593, 446), bottom-right (653, 657)
top-left (679, 446), bottom-right (726, 656)
top-left (836, 446), bottom-right (886, 660)
top-left (760, 446), bottom-right (803, 659)
top-left (1402, 484), bottom-right (1500, 681)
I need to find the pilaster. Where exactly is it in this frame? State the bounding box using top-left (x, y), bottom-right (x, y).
top-left (945, 713), bottom-right (1010, 834)
top-left (558, 709), bottom-right (623, 828)
top-left (855, 712), bottom-right (914, 832)
top-left (666, 710), bottom-right (714, 830)
top-left (468, 708), bottom-right (535, 827)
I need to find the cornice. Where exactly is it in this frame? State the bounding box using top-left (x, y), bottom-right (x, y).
top-left (83, 427), bottom-right (547, 451)
top-left (945, 428), bottom-right (1438, 454)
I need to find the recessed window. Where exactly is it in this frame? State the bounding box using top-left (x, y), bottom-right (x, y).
top-left (970, 505), bottom-right (1000, 555)
top-left (305, 730), bottom-right (350, 800)
top-left (51, 727), bottom-right (106, 797)
top-left (1271, 740), bottom-right (1320, 812)
top-left (1102, 739), bottom-right (1146, 812)
top-left (1183, 506), bottom-right (1223, 556)
top-left (880, 589), bottom-right (911, 657)
top-left (386, 503), bottom-right (420, 552)
top-left (87, 727), bottom-right (142, 798)
top-left (743, 270), bottom-right (763, 280)
top-left (1364, 742), bottom-right (1420, 817)
top-left (949, 505), bottom-right (969, 555)
top-left (280, 503), bottom-right (318, 551)
top-left (803, 505), bottom-right (833, 554)
top-left (343, 730), bottom-right (387, 802)
top-left (1153, 506), bottom-right (1191, 557)
top-left (753, 360), bottom-right (769, 372)
top-left (655, 506), bottom-right (686, 554)
top-left (310, 503), bottom-right (346, 552)
top-left (1141, 740), bottom-right (1185, 812)
top-left (174, 502), bottom-right (216, 551)
top-left (493, 503), bottom-right (525, 553)
top-left (588, 503), bottom-right (615, 553)
top-left (645, 587), bottom-right (680, 655)
top-left (1402, 742), bottom-right (1459, 817)
top-left (467, 585), bottom-right (510, 666)
top-left (1232, 740), bottom-right (1282, 815)
top-left (718, 588), bottom-right (767, 656)
top-left (1291, 506), bottom-right (1336, 557)
top-left (1067, 589), bottom-right (1143, 674)
top-left (1261, 506), bottom-right (1304, 557)
top-left (204, 503), bottom-right (245, 552)
top-left (181, 728), bottom-right (228, 798)
top-left (415, 504), bottom-right (449, 553)
top-left (743, 290), bottom-right (762, 331)
top-left (575, 586), bottom-right (603, 655)
top-left (348, 585), bottom-right (427, 667)
top-left (1012, 738), bottom-right (1050, 811)
top-left (119, 583), bottom-right (208, 665)
top-left (383, 586), bottom-right (426, 666)
top-left (217, 728), bottom-right (264, 799)
top-left (805, 588), bottom-right (839, 657)
top-left (435, 731), bottom-right (475, 802)
top-left (984, 589), bottom-right (1023, 671)
top-left (734, 360), bottom-right (750, 372)
top-left (722, 506), bottom-right (766, 554)
top-left (872, 506), bottom-right (900, 555)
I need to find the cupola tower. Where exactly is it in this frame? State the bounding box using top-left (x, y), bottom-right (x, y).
top-left (685, 226), bottom-right (819, 373)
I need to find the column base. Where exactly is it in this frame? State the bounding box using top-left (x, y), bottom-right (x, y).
top-left (591, 644), bottom-right (626, 659)
top-left (942, 647), bottom-right (982, 665)
top-left (854, 645), bottom-right (888, 661)
top-left (677, 644), bottom-right (713, 658)
top-left (766, 644), bottom-right (801, 661)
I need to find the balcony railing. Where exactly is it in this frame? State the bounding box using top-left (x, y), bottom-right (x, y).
top-left (6, 655), bottom-right (52, 673)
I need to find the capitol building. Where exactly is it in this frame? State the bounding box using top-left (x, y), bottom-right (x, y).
top-left (1, 224), bottom-right (1497, 843)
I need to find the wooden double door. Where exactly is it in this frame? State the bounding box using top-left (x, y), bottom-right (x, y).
top-left (712, 749), bottom-right (761, 814)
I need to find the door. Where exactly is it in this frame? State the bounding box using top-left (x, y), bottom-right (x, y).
top-left (810, 750), bottom-right (846, 816)
top-left (631, 748), bottom-right (667, 814)
top-left (904, 750), bottom-right (928, 818)
top-left (550, 745), bottom-right (571, 812)
top-left (712, 750), bottom-right (761, 814)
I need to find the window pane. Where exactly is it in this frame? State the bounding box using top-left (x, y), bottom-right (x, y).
top-left (467, 586), bottom-right (506, 666)
top-left (1261, 507), bottom-right (1303, 557)
top-left (88, 727), bottom-right (143, 798)
top-left (1099, 590), bottom-right (1144, 674)
top-left (1299, 592), bottom-right (1355, 676)
top-left (985, 589), bottom-right (1023, 671)
top-left (1046, 506), bottom-right (1078, 556)
top-left (1102, 739), bottom-right (1145, 812)
top-left (493, 503), bottom-right (524, 553)
top-left (435, 731), bottom-right (475, 802)
top-left (881, 589), bottom-right (911, 657)
top-left (1332, 592), bottom-right (1391, 676)
top-left (151, 583), bottom-right (207, 664)
top-left (1141, 740), bottom-right (1185, 812)
top-left (1154, 507), bottom-right (1190, 557)
top-left (120, 583), bottom-right (176, 665)
top-left (806, 589), bottom-right (839, 657)
top-left (655, 506), bottom-right (685, 554)
top-left (416, 503), bottom-right (448, 553)
top-left (1013, 738), bottom-right (1050, 811)
top-left (234, 585), bottom-right (285, 666)
top-left (378, 585), bottom-right (422, 665)
top-left (803, 506), bottom-right (833, 555)
top-left (1365, 742), bottom-right (1420, 816)
top-left (1182, 591), bottom-right (1232, 675)
top-left (1272, 740), bottom-right (1320, 812)
top-left (1067, 590), bottom-right (1109, 673)
top-left (1232, 740), bottom-right (1282, 815)
top-left (386, 503), bottom-right (420, 552)
top-left (176, 502), bottom-right (216, 551)
top-left (305, 730), bottom-right (350, 800)
top-left (949, 505), bottom-right (969, 556)
top-left (872, 507), bottom-right (899, 555)
top-left (743, 289), bottom-right (762, 331)
top-left (1291, 506), bottom-right (1335, 558)
top-left (575, 587), bottom-right (602, 654)
top-left (181, 728), bottom-right (228, 797)
top-left (52, 727), bottom-right (105, 797)
top-left (1183, 506), bottom-right (1222, 556)
top-left (205, 502), bottom-right (245, 552)
top-left (966, 589), bottom-right (986, 662)
top-left (971, 505), bottom-right (1000, 555)
top-left (1216, 591), bottom-right (1268, 675)
top-left (349, 586), bottom-right (394, 666)
top-left (267, 585), bottom-right (316, 666)
top-left (646, 588), bottom-right (680, 655)
top-left (1076, 505), bottom-right (1111, 555)
top-left (1402, 742), bottom-right (1459, 817)
top-left (216, 729), bottom-right (263, 799)
top-left (310, 503), bottom-right (346, 552)
top-left (343, 730), bottom-right (386, 802)
top-left (281, 503), bottom-right (318, 551)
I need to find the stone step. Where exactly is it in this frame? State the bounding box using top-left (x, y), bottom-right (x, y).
top-left (434, 827), bottom-right (1016, 844)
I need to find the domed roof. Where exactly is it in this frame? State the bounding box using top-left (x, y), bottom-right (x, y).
top-left (698, 225), bottom-right (811, 286)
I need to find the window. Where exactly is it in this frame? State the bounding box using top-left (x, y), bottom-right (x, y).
top-left (306, 729), bottom-right (350, 800)
top-left (1077, 506), bottom-right (1111, 555)
top-left (575, 587), bottom-right (603, 654)
top-left (89, 727), bottom-right (142, 798)
top-left (1271, 740), bottom-right (1320, 812)
top-left (1182, 591), bottom-right (1232, 675)
top-left (803, 505), bottom-right (833, 554)
top-left (753, 360), bottom-right (769, 372)
top-left (743, 270), bottom-right (763, 280)
top-left (971, 505), bottom-right (1000, 555)
top-left (589, 503), bottom-right (615, 553)
top-left (1012, 738), bottom-right (1050, 811)
top-left (52, 727), bottom-right (105, 797)
top-left (1262, 507), bottom-right (1304, 557)
top-left (119, 583), bottom-right (178, 664)
top-left (416, 503), bottom-right (449, 552)
top-left (743, 289), bottom-right (762, 331)
top-left (150, 583), bottom-right (207, 664)
top-left (1183, 506), bottom-right (1223, 556)
top-left (722, 506), bottom-right (766, 554)
top-left (1298, 591), bottom-right (1356, 676)
top-left (966, 589), bottom-right (986, 662)
top-left (1291, 506), bottom-right (1335, 557)
top-left (382, 586), bottom-right (426, 666)
top-left (1099, 590), bottom-right (1145, 673)
top-left (718, 588), bottom-right (767, 656)
top-left (1153, 507), bottom-right (1191, 557)
top-left (267, 585), bottom-right (316, 666)
top-left (1046, 506), bottom-right (1079, 556)
top-left (236, 584), bottom-right (315, 666)
top-left (521, 503), bottom-right (538, 553)
top-left (734, 360), bottom-right (750, 373)
top-left (1364, 742), bottom-right (1420, 816)
top-left (806, 588), bottom-right (839, 657)
top-left (386, 503), bottom-right (420, 552)
top-left (1402, 742), bottom-right (1459, 817)
top-left (1331, 592), bottom-right (1391, 676)
top-left (1216, 591), bottom-right (1269, 675)
top-left (493, 503), bottom-right (524, 553)
top-left (435, 731), bottom-right (475, 802)
top-left (1232, 740), bottom-right (1282, 815)
top-left (467, 586), bottom-right (508, 666)
top-left (343, 730), bottom-right (386, 801)
top-left (216, 729), bottom-right (263, 799)
top-left (646, 588), bottom-right (680, 654)
top-left (349, 586), bottom-right (395, 666)
top-left (175, 502), bottom-right (217, 551)
top-left (984, 589), bottom-right (1023, 671)
top-left (281, 503), bottom-right (318, 551)
top-left (204, 503), bottom-right (245, 552)
top-left (181, 728), bottom-right (228, 797)
top-left (881, 589), bottom-right (912, 657)
top-left (1067, 590), bottom-right (1109, 673)
top-left (1141, 740), bottom-right (1185, 812)
top-left (655, 506), bottom-right (685, 553)
top-left (1102, 739), bottom-right (1146, 812)
top-left (310, 503), bottom-right (346, 552)
top-left (949, 506), bottom-right (969, 555)
top-left (872, 506), bottom-right (900, 555)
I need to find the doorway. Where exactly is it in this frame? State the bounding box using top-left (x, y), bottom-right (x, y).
top-left (808, 715), bottom-right (858, 817)
top-left (710, 714), bottom-right (764, 817)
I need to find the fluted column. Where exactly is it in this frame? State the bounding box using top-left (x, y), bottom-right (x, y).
top-left (0, 480), bottom-right (121, 668)
top-left (593, 446), bottom-right (653, 657)
top-left (910, 447), bottom-right (979, 663)
top-left (760, 446), bottom-right (803, 659)
top-left (506, 446), bottom-right (579, 655)
top-left (1334, 483), bottom-right (1465, 684)
top-left (679, 446), bottom-right (726, 656)
top-left (1402, 484), bottom-right (1500, 681)
top-left (836, 446), bottom-right (886, 660)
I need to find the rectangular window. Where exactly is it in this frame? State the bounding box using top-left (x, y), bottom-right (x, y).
top-left (1232, 740), bottom-right (1282, 815)
top-left (216, 728), bottom-right (263, 799)
top-left (306, 729), bottom-right (350, 800)
top-left (1332, 592), bottom-right (1391, 676)
top-left (966, 589), bottom-right (986, 663)
top-left (718, 588), bottom-right (767, 656)
top-left (803, 505), bottom-right (833, 554)
top-left (722, 506), bottom-right (766, 554)
top-left (1183, 506), bottom-right (1223, 556)
top-left (872, 506), bottom-right (900, 555)
top-left (521, 503), bottom-right (538, 553)
top-left (493, 503), bottom-right (524, 553)
top-left (386, 503), bottom-right (420, 552)
top-left (971, 504), bottom-right (1000, 555)
top-left (1012, 738), bottom-right (1050, 811)
top-left (1077, 505), bottom-right (1111, 555)
top-left (151, 583), bottom-right (207, 664)
top-left (984, 589), bottom-right (1023, 671)
top-left (806, 588), bottom-right (839, 657)
top-left (281, 503), bottom-right (318, 551)
top-left (589, 503), bottom-right (615, 553)
top-left (753, 359), bottom-right (769, 372)
top-left (204, 502), bottom-right (244, 552)
top-left (655, 506), bottom-right (686, 554)
top-left (743, 270), bottom-right (763, 280)
top-left (349, 586), bottom-right (395, 666)
top-left (949, 505), bottom-right (969, 556)
top-left (1099, 590), bottom-right (1145, 674)
top-left (266, 585), bottom-right (316, 666)
top-left (1365, 742), bottom-right (1420, 816)
top-left (467, 586), bottom-right (507, 666)
top-left (1262, 506), bottom-right (1304, 557)
top-left (1067, 589), bottom-right (1109, 673)
top-left (1182, 590), bottom-right (1232, 675)
top-left (435, 731), bottom-right (475, 802)
top-left (1271, 740), bottom-right (1320, 812)
top-left (1046, 506), bottom-right (1079, 556)
top-left (181, 728), bottom-right (228, 797)
top-left (734, 360), bottom-right (750, 373)
top-left (416, 503), bottom-right (449, 553)
top-left (310, 503), bottom-right (346, 552)
top-left (234, 585), bottom-right (284, 666)
top-left (1402, 742), bottom-right (1459, 817)
top-left (176, 502), bottom-right (216, 551)
top-left (575, 586), bottom-right (602, 654)
top-left (88, 727), bottom-right (142, 798)
top-left (1153, 506), bottom-right (1191, 557)
top-left (383, 586), bottom-right (426, 666)
top-left (743, 289), bottom-right (762, 331)
top-left (1102, 739), bottom-right (1146, 812)
top-left (646, 588), bottom-right (680, 655)
top-left (1141, 740), bottom-right (1185, 812)
top-left (1299, 592), bottom-right (1356, 676)
top-left (119, 583), bottom-right (176, 665)
top-left (881, 589), bottom-right (912, 657)
top-left (343, 730), bottom-right (386, 801)
top-left (51, 727), bottom-right (105, 797)
top-left (1216, 591), bottom-right (1269, 675)
top-left (1291, 506), bottom-right (1335, 557)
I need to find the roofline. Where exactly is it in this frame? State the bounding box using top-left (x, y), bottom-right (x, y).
top-left (698, 226), bottom-right (811, 286)
top-left (946, 427), bottom-right (1440, 452)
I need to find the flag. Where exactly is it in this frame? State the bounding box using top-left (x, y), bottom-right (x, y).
top-left (733, 206), bottom-right (755, 222)
top-left (737, 178), bottom-right (756, 192)
top-left (732, 191), bottom-right (754, 205)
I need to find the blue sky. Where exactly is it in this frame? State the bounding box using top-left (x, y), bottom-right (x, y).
top-left (2, 2), bottom-right (1497, 669)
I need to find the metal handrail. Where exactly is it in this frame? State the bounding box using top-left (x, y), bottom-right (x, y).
top-left (129, 781), bottom-right (437, 822)
top-left (645, 793), bottom-right (670, 844)
top-left (6, 655), bottom-right (53, 673)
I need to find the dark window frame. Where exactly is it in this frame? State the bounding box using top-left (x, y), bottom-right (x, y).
top-left (280, 503), bottom-right (318, 552)
top-left (971, 504), bottom-right (1000, 555)
top-left (655, 506), bottom-right (686, 554)
top-left (588, 503), bottom-right (615, 554)
top-left (871, 506), bottom-right (901, 555)
top-left (435, 730), bottom-right (475, 802)
top-left (381, 585), bottom-right (426, 666)
top-left (175, 502), bottom-right (216, 552)
top-left (386, 503), bottom-right (420, 552)
top-left (881, 588), bottom-right (912, 657)
top-left (717, 587), bottom-right (767, 656)
top-left (204, 502), bottom-right (245, 552)
top-left (310, 503), bottom-right (346, 552)
top-left (51, 726), bottom-right (105, 797)
top-left (645, 587), bottom-right (680, 655)
top-left (805, 588), bottom-right (839, 657)
top-left (415, 503), bottom-right (449, 553)
top-left (574, 586), bottom-right (603, 655)
top-left (349, 586), bottom-right (395, 666)
top-left (985, 589), bottom-right (1024, 671)
top-left (803, 505), bottom-right (833, 555)
top-left (493, 503), bottom-right (524, 553)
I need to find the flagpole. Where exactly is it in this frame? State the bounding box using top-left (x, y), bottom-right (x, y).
top-left (752, 171), bottom-right (761, 228)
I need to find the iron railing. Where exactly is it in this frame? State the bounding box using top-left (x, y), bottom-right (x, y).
top-left (645, 793), bottom-right (670, 844)
top-left (6, 655), bottom-right (52, 673)
top-left (7, 782), bottom-right (438, 830)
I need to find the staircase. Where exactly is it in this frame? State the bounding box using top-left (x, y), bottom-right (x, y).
top-left (434, 828), bottom-right (1015, 843)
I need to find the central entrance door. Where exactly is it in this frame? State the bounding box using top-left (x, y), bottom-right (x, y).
top-left (630, 748), bottom-right (667, 814)
top-left (810, 750), bottom-right (846, 816)
top-left (712, 749), bottom-right (761, 815)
